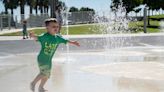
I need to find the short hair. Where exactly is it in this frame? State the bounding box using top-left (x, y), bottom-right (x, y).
top-left (44, 18), bottom-right (58, 26)
top-left (23, 20), bottom-right (27, 23)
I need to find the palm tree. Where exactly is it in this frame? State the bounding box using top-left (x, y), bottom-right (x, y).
top-left (43, 0), bottom-right (49, 14)
top-left (110, 0), bottom-right (121, 17)
top-left (49, 0), bottom-right (59, 17)
top-left (2, 0), bottom-right (9, 14)
top-left (2, 0), bottom-right (18, 14)
top-left (1, 0), bottom-right (19, 27)
top-left (38, 0), bottom-right (44, 14)
top-left (18, 0), bottom-right (26, 20)
top-left (34, 0), bottom-right (39, 15)
top-left (27, 0), bottom-right (36, 15)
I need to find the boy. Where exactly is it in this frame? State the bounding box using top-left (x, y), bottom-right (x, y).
top-left (22, 20), bottom-right (28, 39)
top-left (29, 18), bottom-right (80, 92)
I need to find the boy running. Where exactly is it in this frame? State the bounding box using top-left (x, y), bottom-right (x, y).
top-left (29, 18), bottom-right (80, 92)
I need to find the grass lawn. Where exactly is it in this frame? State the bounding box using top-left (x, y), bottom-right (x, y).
top-left (150, 14), bottom-right (164, 19)
top-left (0, 24), bottom-right (99, 36)
top-left (129, 20), bottom-right (161, 33)
top-left (0, 15), bottom-right (163, 36)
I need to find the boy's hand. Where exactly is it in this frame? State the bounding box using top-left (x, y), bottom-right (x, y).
top-left (69, 41), bottom-right (80, 47)
top-left (29, 32), bottom-right (37, 41)
top-left (29, 32), bottom-right (35, 38)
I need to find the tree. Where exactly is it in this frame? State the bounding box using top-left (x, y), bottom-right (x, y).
top-left (134, 8), bottom-right (142, 17)
top-left (79, 7), bottom-right (95, 14)
top-left (18, 0), bottom-right (26, 20)
top-left (38, 0), bottom-right (44, 14)
top-left (111, 0), bottom-right (142, 15)
top-left (69, 7), bottom-right (78, 12)
top-left (143, 0), bottom-right (163, 25)
top-left (110, 0), bottom-right (121, 16)
top-left (34, 0), bottom-right (39, 15)
top-left (49, 0), bottom-right (58, 17)
top-left (2, 0), bottom-right (19, 14)
top-left (27, 0), bottom-right (35, 15)
top-left (58, 1), bottom-right (67, 10)
top-left (160, 0), bottom-right (164, 13)
top-left (43, 0), bottom-right (49, 14)
top-left (80, 7), bottom-right (94, 11)
top-left (2, 0), bottom-right (8, 14)
top-left (122, 0), bottom-right (142, 15)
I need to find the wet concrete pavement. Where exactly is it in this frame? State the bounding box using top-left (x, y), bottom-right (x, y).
top-left (0, 34), bottom-right (164, 92)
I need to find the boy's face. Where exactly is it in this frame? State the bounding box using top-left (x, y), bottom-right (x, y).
top-left (46, 22), bottom-right (59, 35)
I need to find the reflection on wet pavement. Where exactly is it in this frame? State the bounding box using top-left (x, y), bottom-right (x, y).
top-left (0, 46), bottom-right (164, 92)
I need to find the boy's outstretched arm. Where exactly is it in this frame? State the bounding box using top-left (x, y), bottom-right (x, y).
top-left (29, 32), bottom-right (38, 41)
top-left (68, 41), bottom-right (80, 47)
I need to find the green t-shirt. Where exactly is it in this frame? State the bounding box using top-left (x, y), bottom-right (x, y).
top-left (37, 33), bottom-right (68, 66)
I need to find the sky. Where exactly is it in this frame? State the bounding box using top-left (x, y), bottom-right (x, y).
top-left (64, 0), bottom-right (111, 11)
top-left (0, 0), bottom-right (111, 12)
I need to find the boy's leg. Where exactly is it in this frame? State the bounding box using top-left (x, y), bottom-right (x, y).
top-left (39, 76), bottom-right (48, 92)
top-left (31, 73), bottom-right (43, 85)
top-left (38, 64), bottom-right (51, 92)
top-left (23, 31), bottom-right (26, 39)
top-left (30, 73), bottom-right (44, 91)
top-left (25, 33), bottom-right (28, 38)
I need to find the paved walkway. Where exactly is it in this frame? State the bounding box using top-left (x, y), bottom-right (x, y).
top-left (0, 33), bottom-right (164, 41)
top-left (0, 24), bottom-right (97, 35)
top-left (0, 27), bottom-right (44, 35)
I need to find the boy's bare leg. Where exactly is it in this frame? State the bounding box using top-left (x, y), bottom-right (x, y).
top-left (39, 76), bottom-right (48, 92)
top-left (31, 74), bottom-right (44, 91)
top-left (26, 33), bottom-right (29, 38)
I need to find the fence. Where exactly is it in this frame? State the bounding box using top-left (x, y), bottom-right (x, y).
top-left (0, 15), bottom-right (13, 30)
top-left (0, 10), bottom-right (163, 30)
top-left (0, 11), bottom-right (95, 30)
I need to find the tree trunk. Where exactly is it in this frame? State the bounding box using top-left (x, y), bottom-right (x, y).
top-left (44, 7), bottom-right (46, 14)
top-left (35, 6), bottom-right (38, 15)
top-left (8, 8), bottom-right (15, 28)
top-left (50, 0), bottom-right (58, 18)
top-left (5, 7), bottom-right (8, 14)
top-left (11, 9), bottom-right (14, 15)
top-left (148, 9), bottom-right (150, 26)
top-left (44, 6), bottom-right (48, 14)
top-left (47, 7), bottom-right (49, 14)
top-left (40, 6), bottom-right (43, 14)
top-left (11, 9), bottom-right (14, 21)
top-left (30, 6), bottom-right (33, 15)
top-left (20, 4), bottom-right (25, 20)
